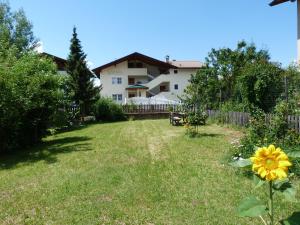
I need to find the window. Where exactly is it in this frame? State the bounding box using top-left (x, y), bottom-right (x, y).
top-left (112, 94), bottom-right (122, 101)
top-left (112, 77), bottom-right (122, 84)
top-left (128, 93), bottom-right (136, 98)
top-left (112, 94), bottom-right (118, 101)
top-left (174, 70), bottom-right (178, 74)
top-left (128, 78), bottom-right (135, 85)
top-left (128, 61), bottom-right (143, 68)
top-left (118, 94), bottom-right (122, 101)
top-left (174, 84), bottom-right (179, 90)
top-left (136, 62), bottom-right (143, 68)
top-left (128, 62), bottom-right (134, 68)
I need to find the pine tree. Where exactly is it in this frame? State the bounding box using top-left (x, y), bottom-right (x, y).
top-left (66, 27), bottom-right (98, 117)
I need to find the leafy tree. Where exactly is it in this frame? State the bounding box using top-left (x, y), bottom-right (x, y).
top-left (66, 27), bottom-right (98, 116)
top-left (0, 1), bottom-right (37, 56)
top-left (182, 66), bottom-right (219, 109)
top-left (183, 41), bottom-right (274, 112)
top-left (238, 62), bottom-right (283, 112)
top-left (0, 53), bottom-right (63, 152)
top-left (206, 41), bottom-right (270, 103)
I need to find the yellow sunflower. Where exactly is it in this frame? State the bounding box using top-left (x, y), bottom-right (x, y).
top-left (250, 145), bottom-right (292, 181)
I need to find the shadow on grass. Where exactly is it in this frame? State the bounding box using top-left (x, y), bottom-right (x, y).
top-left (188, 133), bottom-right (224, 138)
top-left (0, 136), bottom-right (93, 170)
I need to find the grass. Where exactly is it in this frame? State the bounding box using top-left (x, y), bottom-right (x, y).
top-left (0, 120), bottom-right (299, 224)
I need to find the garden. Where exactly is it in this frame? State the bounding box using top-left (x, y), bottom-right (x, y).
top-left (1, 1), bottom-right (300, 224)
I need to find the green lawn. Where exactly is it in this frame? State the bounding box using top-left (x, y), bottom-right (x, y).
top-left (0, 120), bottom-right (299, 224)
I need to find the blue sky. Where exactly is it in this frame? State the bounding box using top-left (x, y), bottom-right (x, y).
top-left (10, 0), bottom-right (298, 68)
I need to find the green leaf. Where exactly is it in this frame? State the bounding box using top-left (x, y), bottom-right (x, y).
top-left (273, 179), bottom-right (290, 189)
top-left (274, 180), bottom-right (297, 202)
top-left (253, 175), bottom-right (265, 189)
top-left (287, 151), bottom-right (300, 158)
top-left (229, 158), bottom-right (252, 168)
top-left (281, 212), bottom-right (300, 225)
top-left (237, 196), bottom-right (267, 217)
top-left (281, 186), bottom-right (297, 202)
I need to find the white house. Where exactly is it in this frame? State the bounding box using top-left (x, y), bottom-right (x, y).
top-left (92, 52), bottom-right (203, 104)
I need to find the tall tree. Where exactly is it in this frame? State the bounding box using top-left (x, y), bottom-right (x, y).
top-left (66, 27), bottom-right (98, 116)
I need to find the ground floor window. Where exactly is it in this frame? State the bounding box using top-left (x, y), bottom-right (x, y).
top-left (128, 93), bottom-right (136, 98)
top-left (174, 84), bottom-right (178, 90)
top-left (112, 94), bottom-right (122, 101)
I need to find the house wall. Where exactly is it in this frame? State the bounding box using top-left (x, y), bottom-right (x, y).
top-left (100, 61), bottom-right (129, 102)
top-left (100, 60), bottom-right (199, 103)
top-left (168, 68), bottom-right (197, 97)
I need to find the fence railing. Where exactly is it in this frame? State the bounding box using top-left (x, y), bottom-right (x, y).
top-left (207, 110), bottom-right (300, 133)
top-left (122, 104), bottom-right (182, 114)
top-left (207, 110), bottom-right (250, 126)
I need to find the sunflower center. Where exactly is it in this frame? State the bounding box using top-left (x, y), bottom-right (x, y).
top-left (265, 158), bottom-right (277, 170)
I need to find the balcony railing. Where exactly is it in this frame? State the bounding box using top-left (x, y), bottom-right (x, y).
top-left (127, 68), bottom-right (147, 76)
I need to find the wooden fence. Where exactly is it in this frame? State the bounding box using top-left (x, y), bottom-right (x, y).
top-left (207, 110), bottom-right (250, 126)
top-left (121, 105), bottom-right (300, 133)
top-left (207, 110), bottom-right (300, 133)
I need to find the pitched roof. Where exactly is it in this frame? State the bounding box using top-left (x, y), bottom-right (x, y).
top-left (269, 0), bottom-right (291, 6)
top-left (168, 60), bottom-right (204, 69)
top-left (92, 52), bottom-right (177, 75)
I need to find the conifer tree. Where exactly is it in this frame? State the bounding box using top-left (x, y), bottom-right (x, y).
top-left (66, 27), bottom-right (98, 116)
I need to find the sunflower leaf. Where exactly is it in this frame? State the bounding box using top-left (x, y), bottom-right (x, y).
top-left (253, 175), bottom-right (265, 189)
top-left (237, 196), bottom-right (267, 217)
top-left (281, 212), bottom-right (300, 225)
top-left (229, 158), bottom-right (252, 168)
top-left (274, 181), bottom-right (297, 202)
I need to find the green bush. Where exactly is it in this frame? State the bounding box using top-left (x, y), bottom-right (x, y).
top-left (93, 98), bottom-right (126, 122)
top-left (0, 53), bottom-right (64, 152)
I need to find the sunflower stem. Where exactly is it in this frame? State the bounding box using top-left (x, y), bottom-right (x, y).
top-left (269, 181), bottom-right (274, 225)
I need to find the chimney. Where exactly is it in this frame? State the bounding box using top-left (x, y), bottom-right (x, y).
top-left (165, 55), bottom-right (170, 63)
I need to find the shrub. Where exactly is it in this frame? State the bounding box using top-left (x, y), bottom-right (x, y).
top-left (93, 98), bottom-right (126, 122)
top-left (0, 53), bottom-right (63, 152)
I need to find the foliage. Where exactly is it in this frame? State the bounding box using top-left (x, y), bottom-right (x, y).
top-left (238, 62), bottom-right (283, 113)
top-left (232, 102), bottom-right (300, 177)
top-left (0, 53), bottom-right (63, 152)
top-left (206, 41), bottom-right (270, 104)
top-left (66, 27), bottom-right (98, 116)
top-left (183, 41), bottom-right (271, 110)
top-left (182, 66), bottom-right (219, 109)
top-left (184, 123), bottom-right (197, 137)
top-left (184, 110), bottom-right (208, 136)
top-left (93, 98), bottom-right (126, 122)
top-left (0, 1), bottom-right (37, 55)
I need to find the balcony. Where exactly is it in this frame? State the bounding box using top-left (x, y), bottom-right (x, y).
top-left (127, 68), bottom-right (147, 76)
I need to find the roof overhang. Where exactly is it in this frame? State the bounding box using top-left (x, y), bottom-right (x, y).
top-left (92, 52), bottom-right (177, 77)
top-left (269, 0), bottom-right (295, 6)
top-left (126, 84), bottom-right (149, 90)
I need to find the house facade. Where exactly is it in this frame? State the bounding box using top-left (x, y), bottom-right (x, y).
top-left (92, 52), bottom-right (203, 104)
